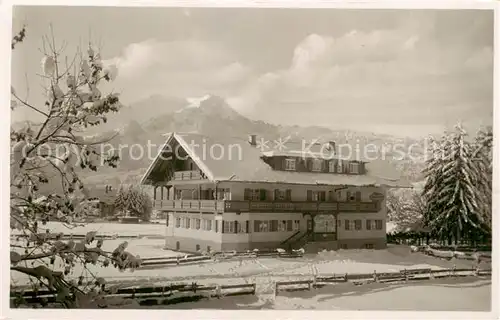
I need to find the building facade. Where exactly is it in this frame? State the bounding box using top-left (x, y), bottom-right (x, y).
top-left (141, 133), bottom-right (409, 253)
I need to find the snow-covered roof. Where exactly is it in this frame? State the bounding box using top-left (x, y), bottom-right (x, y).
top-left (141, 132), bottom-right (411, 188)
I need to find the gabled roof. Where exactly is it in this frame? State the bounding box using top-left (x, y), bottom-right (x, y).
top-left (140, 132), bottom-right (411, 188)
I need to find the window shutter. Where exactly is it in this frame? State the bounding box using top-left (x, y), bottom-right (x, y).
top-left (286, 189), bottom-right (292, 201)
top-left (234, 221), bottom-right (238, 234)
top-left (324, 160), bottom-right (330, 172)
top-left (221, 220), bottom-right (225, 233)
top-left (307, 190), bottom-right (313, 201)
top-left (320, 191), bottom-right (326, 202)
top-left (260, 189), bottom-right (267, 201)
top-left (274, 189), bottom-right (280, 200)
top-left (287, 220), bottom-right (293, 231)
top-left (255, 220), bottom-right (260, 232)
top-left (244, 188), bottom-right (251, 200)
top-left (307, 159), bottom-right (312, 171)
top-left (356, 191), bottom-right (362, 201)
top-left (246, 220), bottom-right (250, 233)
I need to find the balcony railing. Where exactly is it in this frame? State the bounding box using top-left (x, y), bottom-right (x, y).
top-left (173, 170), bottom-right (204, 181)
top-left (154, 200), bottom-right (379, 213)
top-left (154, 200), bottom-right (225, 213)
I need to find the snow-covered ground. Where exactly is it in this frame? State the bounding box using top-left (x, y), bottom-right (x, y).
top-left (10, 221), bottom-right (166, 238)
top-left (158, 277), bottom-right (491, 311)
top-left (10, 243), bottom-right (490, 289)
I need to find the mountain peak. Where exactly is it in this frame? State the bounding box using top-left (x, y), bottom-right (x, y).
top-left (177, 94), bottom-right (243, 120)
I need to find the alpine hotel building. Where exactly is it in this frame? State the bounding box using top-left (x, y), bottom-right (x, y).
top-left (141, 133), bottom-right (410, 253)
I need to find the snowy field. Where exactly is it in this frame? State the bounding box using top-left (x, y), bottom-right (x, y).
top-left (10, 221), bottom-right (166, 238)
top-left (159, 277), bottom-right (491, 311)
top-left (9, 222), bottom-right (492, 311)
top-left (10, 243), bottom-right (490, 289)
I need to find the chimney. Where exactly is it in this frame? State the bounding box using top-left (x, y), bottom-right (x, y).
top-left (249, 134), bottom-right (257, 146)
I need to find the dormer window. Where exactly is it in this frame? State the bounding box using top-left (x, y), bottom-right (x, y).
top-left (312, 159), bottom-right (323, 172)
top-left (349, 162), bottom-right (360, 174)
top-left (285, 158), bottom-right (296, 171)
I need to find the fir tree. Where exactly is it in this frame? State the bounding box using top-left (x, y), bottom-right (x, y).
top-left (114, 185), bottom-right (128, 214)
top-left (422, 124), bottom-right (488, 244)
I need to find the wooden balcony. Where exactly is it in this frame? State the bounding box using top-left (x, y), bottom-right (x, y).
top-left (173, 170), bottom-right (205, 181)
top-left (154, 200), bottom-right (225, 213)
top-left (154, 200), bottom-right (379, 213)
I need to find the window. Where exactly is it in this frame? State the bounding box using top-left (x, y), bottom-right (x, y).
top-left (274, 189), bottom-right (285, 201)
top-left (244, 189), bottom-right (267, 201)
top-left (217, 188), bottom-right (231, 200)
top-left (235, 221), bottom-right (249, 233)
top-left (328, 190), bottom-right (336, 201)
top-left (365, 244), bottom-right (374, 249)
top-left (328, 160), bottom-right (336, 173)
top-left (215, 220), bottom-right (219, 233)
top-left (312, 159), bottom-right (323, 172)
top-left (175, 217), bottom-right (181, 228)
top-left (307, 190), bottom-right (326, 201)
top-left (166, 214), bottom-right (169, 226)
top-left (349, 162), bottom-right (360, 174)
top-left (203, 219), bottom-right (212, 231)
top-left (337, 219), bottom-right (342, 228)
top-left (275, 189), bottom-right (292, 201)
top-left (354, 219), bottom-right (362, 230)
top-left (255, 220), bottom-right (269, 232)
top-left (223, 221), bottom-right (236, 233)
top-left (337, 160), bottom-right (343, 173)
top-left (286, 220), bottom-right (293, 231)
top-left (195, 218), bottom-right (201, 230)
top-left (293, 220), bottom-right (300, 231)
top-left (285, 158), bottom-right (296, 171)
top-left (375, 220), bottom-right (383, 230)
top-left (366, 219), bottom-right (372, 230)
top-left (185, 218), bottom-right (191, 229)
top-left (270, 220), bottom-right (278, 232)
top-left (344, 220), bottom-right (350, 230)
top-left (278, 220), bottom-right (287, 232)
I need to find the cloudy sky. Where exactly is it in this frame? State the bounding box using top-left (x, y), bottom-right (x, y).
top-left (11, 6), bottom-right (494, 137)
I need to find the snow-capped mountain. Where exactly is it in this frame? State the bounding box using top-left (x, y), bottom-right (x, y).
top-left (11, 93), bottom-right (427, 187)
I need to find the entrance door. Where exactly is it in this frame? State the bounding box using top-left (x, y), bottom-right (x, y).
top-left (307, 219), bottom-right (313, 232)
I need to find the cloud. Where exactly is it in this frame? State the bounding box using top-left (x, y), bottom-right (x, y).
top-left (103, 39), bottom-right (252, 101)
top-left (229, 28), bottom-right (493, 132)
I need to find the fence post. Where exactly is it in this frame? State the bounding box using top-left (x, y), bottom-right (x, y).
top-left (252, 283), bottom-right (256, 295)
top-left (451, 265), bottom-right (456, 277)
top-left (475, 265), bottom-right (480, 276)
top-left (403, 269), bottom-right (408, 282)
top-left (344, 273), bottom-right (348, 282)
top-left (275, 282), bottom-right (279, 296)
top-left (312, 275), bottom-right (317, 289)
top-left (373, 270), bottom-right (378, 283)
top-left (429, 269), bottom-right (434, 280)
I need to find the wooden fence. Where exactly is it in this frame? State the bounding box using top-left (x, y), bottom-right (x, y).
top-left (11, 266), bottom-right (492, 307)
top-left (11, 282), bottom-right (257, 307)
top-left (274, 267), bottom-right (492, 296)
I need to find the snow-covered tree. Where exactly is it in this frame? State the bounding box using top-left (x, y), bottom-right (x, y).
top-left (387, 186), bottom-right (426, 233)
top-left (472, 126), bottom-right (493, 232)
top-left (113, 185), bottom-right (152, 221)
top-left (422, 123), bottom-right (490, 244)
top-left (113, 185), bottom-right (128, 214)
top-left (10, 26), bottom-right (140, 308)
